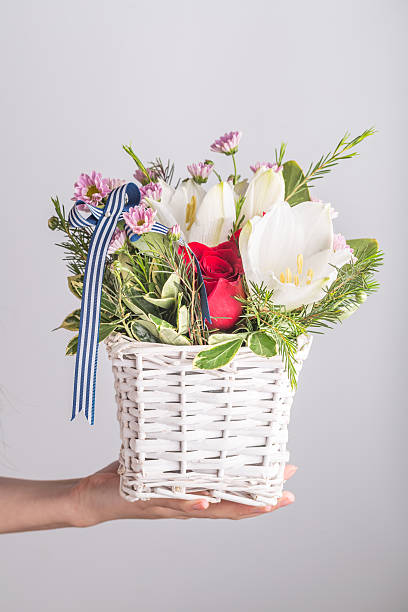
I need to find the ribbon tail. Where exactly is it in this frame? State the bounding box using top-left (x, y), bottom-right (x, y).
top-left (71, 185), bottom-right (127, 424)
top-left (190, 251), bottom-right (211, 326)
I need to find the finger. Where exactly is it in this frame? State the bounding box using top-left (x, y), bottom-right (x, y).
top-left (283, 464), bottom-right (298, 480)
top-left (154, 497), bottom-right (210, 513)
top-left (185, 490), bottom-right (296, 519)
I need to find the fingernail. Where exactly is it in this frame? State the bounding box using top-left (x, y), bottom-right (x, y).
top-left (192, 500), bottom-right (209, 510)
top-left (279, 491), bottom-right (295, 507)
top-left (285, 465), bottom-right (299, 478)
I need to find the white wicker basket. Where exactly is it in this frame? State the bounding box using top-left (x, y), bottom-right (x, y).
top-left (105, 333), bottom-right (311, 507)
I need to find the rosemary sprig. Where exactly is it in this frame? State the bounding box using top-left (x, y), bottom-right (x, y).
top-left (275, 142), bottom-right (287, 167)
top-left (285, 127), bottom-right (376, 202)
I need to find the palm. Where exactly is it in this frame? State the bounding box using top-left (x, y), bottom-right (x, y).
top-left (73, 462), bottom-right (297, 525)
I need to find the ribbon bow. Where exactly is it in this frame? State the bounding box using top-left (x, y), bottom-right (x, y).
top-left (69, 182), bottom-right (210, 425)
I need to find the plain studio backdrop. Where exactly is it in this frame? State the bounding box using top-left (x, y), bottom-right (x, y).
top-left (0, 1), bottom-right (406, 611)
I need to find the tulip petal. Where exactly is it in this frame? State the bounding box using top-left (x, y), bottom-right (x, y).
top-left (240, 167), bottom-right (285, 223)
top-left (168, 179), bottom-right (205, 237)
top-left (247, 203), bottom-right (301, 279)
top-left (146, 180), bottom-right (177, 228)
top-left (292, 201), bottom-right (333, 257)
top-left (239, 220), bottom-right (263, 287)
top-left (188, 182), bottom-right (235, 247)
top-left (268, 275), bottom-right (331, 311)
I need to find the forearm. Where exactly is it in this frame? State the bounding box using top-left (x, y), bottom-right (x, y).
top-left (0, 477), bottom-right (79, 534)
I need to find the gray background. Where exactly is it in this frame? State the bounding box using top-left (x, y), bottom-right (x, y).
top-left (0, 1), bottom-right (406, 610)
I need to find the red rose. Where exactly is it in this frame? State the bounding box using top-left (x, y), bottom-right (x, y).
top-left (187, 238), bottom-right (245, 330)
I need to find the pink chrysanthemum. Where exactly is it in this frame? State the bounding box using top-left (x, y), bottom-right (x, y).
top-left (139, 182), bottom-right (162, 203)
top-left (250, 161), bottom-right (282, 174)
top-left (108, 229), bottom-right (127, 255)
top-left (167, 223), bottom-right (181, 240)
top-left (72, 171), bottom-right (111, 207)
top-left (133, 167), bottom-right (160, 185)
top-left (123, 204), bottom-right (157, 235)
top-left (108, 178), bottom-right (126, 190)
top-left (210, 131), bottom-right (242, 155)
top-left (333, 233), bottom-right (353, 253)
top-left (187, 161), bottom-right (213, 184)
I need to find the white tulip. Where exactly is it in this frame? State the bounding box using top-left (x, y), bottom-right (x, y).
top-left (239, 166), bottom-right (285, 224)
top-left (188, 182), bottom-right (235, 246)
top-left (152, 179), bottom-right (236, 247)
top-left (239, 201), bottom-right (353, 311)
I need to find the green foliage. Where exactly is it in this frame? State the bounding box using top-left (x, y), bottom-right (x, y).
top-left (247, 331), bottom-right (277, 357)
top-left (346, 238), bottom-right (378, 257)
top-left (55, 309), bottom-right (81, 331)
top-left (193, 338), bottom-right (244, 370)
top-left (130, 320), bottom-right (157, 343)
top-left (275, 142), bottom-right (287, 167)
top-left (284, 128), bottom-right (375, 202)
top-left (208, 332), bottom-right (246, 345)
top-left (66, 335), bottom-right (78, 356)
top-left (297, 248), bottom-right (383, 332)
top-left (51, 132), bottom-right (381, 380)
top-left (283, 161), bottom-right (311, 206)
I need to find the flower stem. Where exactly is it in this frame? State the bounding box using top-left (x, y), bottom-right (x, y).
top-left (231, 153), bottom-right (237, 185)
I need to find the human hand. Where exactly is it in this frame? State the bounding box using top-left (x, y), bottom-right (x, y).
top-left (70, 462), bottom-right (298, 527)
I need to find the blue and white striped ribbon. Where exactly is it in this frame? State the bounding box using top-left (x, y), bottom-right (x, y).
top-left (68, 181), bottom-right (210, 425)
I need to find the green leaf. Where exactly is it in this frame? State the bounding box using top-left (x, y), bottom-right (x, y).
top-left (133, 234), bottom-right (167, 253)
top-left (283, 161), bottom-right (311, 206)
top-left (55, 309), bottom-right (81, 331)
top-left (122, 284), bottom-right (157, 316)
top-left (193, 338), bottom-right (243, 370)
top-left (67, 275), bottom-right (117, 318)
top-left (66, 335), bottom-right (78, 356)
top-left (130, 321), bottom-right (158, 343)
top-left (158, 327), bottom-right (191, 345)
top-left (143, 293), bottom-right (176, 309)
top-left (346, 238), bottom-right (379, 258)
top-left (67, 274), bottom-right (84, 299)
top-left (247, 331), bottom-right (277, 358)
top-left (161, 273), bottom-right (181, 299)
top-left (149, 314), bottom-right (173, 329)
top-left (208, 332), bottom-right (246, 345)
top-left (177, 304), bottom-right (189, 335)
top-left (99, 322), bottom-right (119, 341)
top-left (116, 252), bottom-right (134, 281)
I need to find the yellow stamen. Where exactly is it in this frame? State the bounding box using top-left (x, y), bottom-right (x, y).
top-left (294, 274), bottom-right (299, 286)
top-left (286, 267), bottom-right (292, 283)
top-left (306, 268), bottom-right (314, 285)
top-left (280, 272), bottom-right (286, 283)
top-left (185, 195), bottom-right (197, 231)
top-left (297, 253), bottom-right (303, 275)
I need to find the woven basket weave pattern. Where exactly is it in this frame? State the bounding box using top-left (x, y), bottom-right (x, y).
top-left (106, 334), bottom-right (310, 507)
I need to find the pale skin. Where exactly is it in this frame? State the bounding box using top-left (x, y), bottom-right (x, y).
top-left (0, 463), bottom-right (297, 534)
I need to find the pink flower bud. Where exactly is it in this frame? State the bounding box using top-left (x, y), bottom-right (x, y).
top-left (250, 161), bottom-right (281, 174)
top-left (139, 182), bottom-right (162, 202)
top-left (168, 223), bottom-right (181, 240)
top-left (333, 233), bottom-right (353, 253)
top-left (187, 162), bottom-right (213, 184)
top-left (133, 167), bottom-right (160, 185)
top-left (210, 131), bottom-right (242, 155)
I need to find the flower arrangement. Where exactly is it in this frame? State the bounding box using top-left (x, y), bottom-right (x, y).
top-left (49, 129), bottom-right (382, 388)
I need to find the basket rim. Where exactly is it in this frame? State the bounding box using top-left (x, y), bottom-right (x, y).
top-left (105, 332), bottom-right (312, 360)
